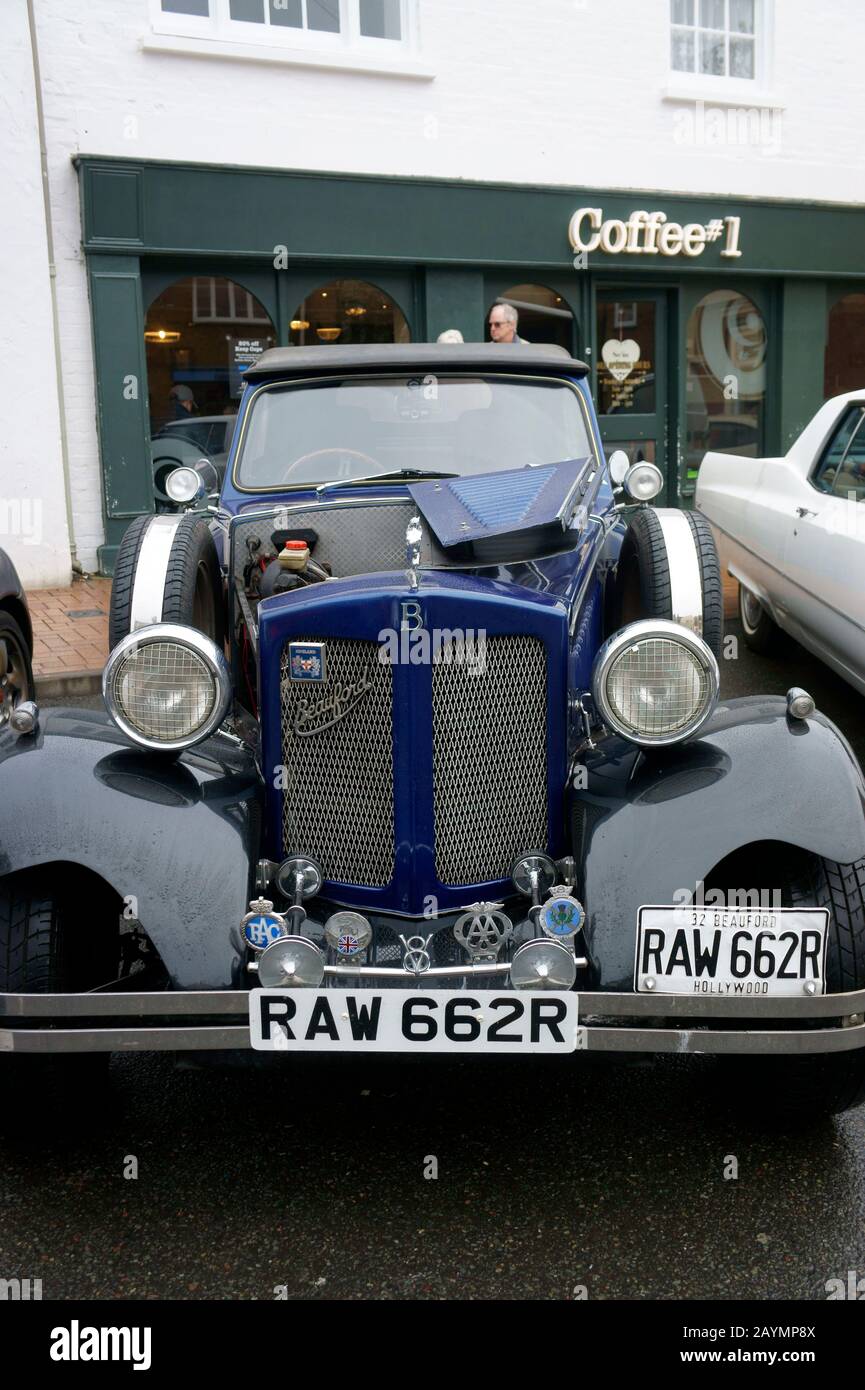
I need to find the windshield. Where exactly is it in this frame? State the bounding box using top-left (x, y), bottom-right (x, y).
top-left (235, 375), bottom-right (596, 489)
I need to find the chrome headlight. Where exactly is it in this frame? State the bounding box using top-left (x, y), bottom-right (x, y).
top-left (591, 619), bottom-right (719, 747)
top-left (103, 623), bottom-right (231, 752)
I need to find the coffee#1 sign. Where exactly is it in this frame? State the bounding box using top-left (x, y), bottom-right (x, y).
top-left (569, 208), bottom-right (743, 260)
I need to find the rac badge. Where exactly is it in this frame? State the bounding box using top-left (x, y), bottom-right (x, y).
top-left (539, 889), bottom-right (586, 940)
top-left (241, 898), bottom-right (289, 951)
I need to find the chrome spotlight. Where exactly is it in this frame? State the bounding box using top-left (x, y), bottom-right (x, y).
top-left (511, 852), bottom-right (557, 902)
top-left (510, 938), bottom-right (577, 991)
top-left (276, 856), bottom-right (323, 901)
top-left (257, 935), bottom-right (325, 989)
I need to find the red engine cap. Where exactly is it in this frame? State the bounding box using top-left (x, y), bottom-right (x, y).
top-left (284, 540), bottom-right (308, 550)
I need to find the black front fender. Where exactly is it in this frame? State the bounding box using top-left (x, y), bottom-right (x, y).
top-left (573, 696), bottom-right (865, 990)
top-left (0, 710), bottom-right (262, 988)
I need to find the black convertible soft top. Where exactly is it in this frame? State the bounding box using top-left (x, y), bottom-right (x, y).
top-left (243, 342), bottom-right (590, 379)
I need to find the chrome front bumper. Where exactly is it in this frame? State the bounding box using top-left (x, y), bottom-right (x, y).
top-left (1, 987), bottom-right (864, 1054)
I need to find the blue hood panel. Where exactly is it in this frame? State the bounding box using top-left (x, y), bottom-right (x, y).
top-left (408, 458), bottom-right (590, 547)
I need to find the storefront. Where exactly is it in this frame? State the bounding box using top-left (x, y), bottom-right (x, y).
top-left (76, 156), bottom-right (865, 571)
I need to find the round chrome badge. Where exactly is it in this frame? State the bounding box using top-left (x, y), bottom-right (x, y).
top-left (241, 897), bottom-right (289, 952)
top-left (539, 891), bottom-right (586, 940)
top-left (324, 910), bottom-right (372, 956)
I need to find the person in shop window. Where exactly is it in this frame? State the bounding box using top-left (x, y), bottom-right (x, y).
top-left (168, 384), bottom-right (197, 420)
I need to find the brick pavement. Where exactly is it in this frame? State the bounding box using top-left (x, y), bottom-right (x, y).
top-left (28, 576), bottom-right (111, 693)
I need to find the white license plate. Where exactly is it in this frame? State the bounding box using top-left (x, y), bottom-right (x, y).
top-left (249, 988), bottom-right (580, 1053)
top-left (635, 906), bottom-right (829, 996)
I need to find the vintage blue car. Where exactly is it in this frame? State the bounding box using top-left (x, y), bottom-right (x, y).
top-left (3, 343), bottom-right (865, 1120)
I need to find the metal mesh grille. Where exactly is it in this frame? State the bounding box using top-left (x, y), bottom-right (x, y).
top-left (608, 638), bottom-right (708, 737)
top-left (113, 642), bottom-right (215, 742)
top-left (432, 636), bottom-right (548, 885)
top-left (280, 638), bottom-right (395, 886)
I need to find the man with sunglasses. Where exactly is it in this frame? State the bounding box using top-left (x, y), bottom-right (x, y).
top-left (488, 302), bottom-right (527, 343)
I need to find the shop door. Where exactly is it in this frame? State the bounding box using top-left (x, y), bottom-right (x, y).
top-left (595, 291), bottom-right (669, 503)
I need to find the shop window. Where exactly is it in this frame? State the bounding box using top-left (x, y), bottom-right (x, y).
top-left (289, 279), bottom-right (410, 346)
top-left (685, 289), bottom-right (766, 482)
top-left (486, 286), bottom-right (575, 350)
top-left (144, 275), bottom-right (276, 438)
top-left (597, 299), bottom-right (657, 416)
top-left (824, 294), bottom-right (865, 398)
top-left (671, 0), bottom-right (761, 81)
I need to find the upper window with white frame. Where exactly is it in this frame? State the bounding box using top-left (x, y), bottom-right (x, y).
top-left (671, 0), bottom-right (759, 80)
top-left (155, 0), bottom-right (409, 51)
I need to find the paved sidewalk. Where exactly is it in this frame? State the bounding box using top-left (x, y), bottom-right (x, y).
top-left (29, 576), bottom-right (112, 698)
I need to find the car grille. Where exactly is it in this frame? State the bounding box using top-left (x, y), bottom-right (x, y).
top-left (280, 638), bottom-right (395, 886)
top-left (280, 633), bottom-right (549, 889)
top-left (432, 635), bottom-right (548, 885)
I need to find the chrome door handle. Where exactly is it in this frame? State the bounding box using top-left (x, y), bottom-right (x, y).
top-left (795, 506), bottom-right (817, 518)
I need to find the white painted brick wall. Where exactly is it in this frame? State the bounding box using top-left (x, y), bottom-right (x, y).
top-left (12, 0), bottom-right (865, 572)
top-left (0, 2), bottom-right (71, 587)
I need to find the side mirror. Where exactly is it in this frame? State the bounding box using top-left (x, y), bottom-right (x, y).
top-left (608, 450), bottom-right (630, 486)
top-left (194, 458), bottom-right (220, 494)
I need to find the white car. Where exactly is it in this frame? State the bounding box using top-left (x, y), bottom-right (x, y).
top-left (696, 389), bottom-right (865, 695)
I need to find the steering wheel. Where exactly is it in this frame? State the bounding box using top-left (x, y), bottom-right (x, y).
top-left (282, 447), bottom-right (380, 484)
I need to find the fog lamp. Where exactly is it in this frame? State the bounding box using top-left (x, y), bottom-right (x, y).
top-left (257, 936), bottom-right (325, 989)
top-left (510, 939), bottom-right (577, 991)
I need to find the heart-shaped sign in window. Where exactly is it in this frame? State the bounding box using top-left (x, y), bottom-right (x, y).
top-left (601, 338), bottom-right (640, 382)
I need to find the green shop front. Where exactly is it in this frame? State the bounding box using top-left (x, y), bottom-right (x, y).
top-left (75, 156), bottom-right (865, 572)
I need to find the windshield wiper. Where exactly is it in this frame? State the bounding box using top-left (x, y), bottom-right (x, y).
top-left (316, 468), bottom-right (458, 494)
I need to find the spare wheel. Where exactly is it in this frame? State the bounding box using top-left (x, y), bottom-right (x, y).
top-left (109, 514), bottom-right (225, 650)
top-left (612, 507), bottom-right (723, 661)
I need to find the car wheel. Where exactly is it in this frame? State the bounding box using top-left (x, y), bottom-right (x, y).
top-left (741, 856), bottom-right (865, 1123)
top-left (109, 514), bottom-right (226, 650)
top-left (612, 507), bottom-right (723, 661)
top-left (738, 582), bottom-right (782, 654)
top-left (0, 869), bottom-right (119, 1106)
top-left (0, 611), bottom-right (34, 731)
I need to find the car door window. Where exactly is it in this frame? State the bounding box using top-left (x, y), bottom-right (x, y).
top-left (811, 406), bottom-right (865, 500)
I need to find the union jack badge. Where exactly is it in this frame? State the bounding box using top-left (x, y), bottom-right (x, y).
top-left (288, 642), bottom-right (327, 682)
top-left (324, 910), bottom-right (372, 956)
